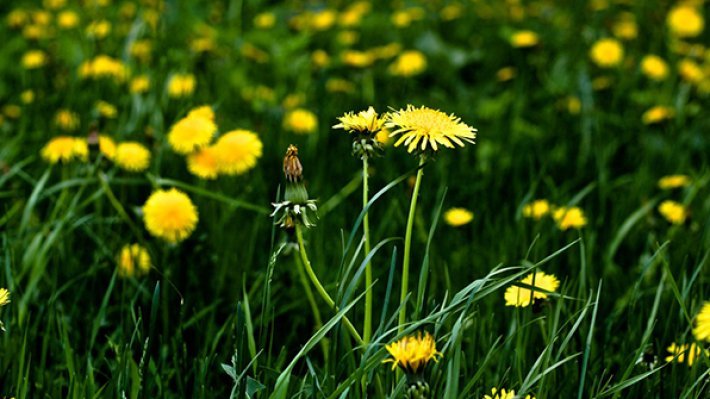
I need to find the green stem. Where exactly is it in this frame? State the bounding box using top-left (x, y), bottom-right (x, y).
top-left (294, 253), bottom-right (329, 362)
top-left (295, 224), bottom-right (365, 346)
top-left (398, 156), bottom-right (426, 333)
top-left (362, 155), bottom-right (373, 344)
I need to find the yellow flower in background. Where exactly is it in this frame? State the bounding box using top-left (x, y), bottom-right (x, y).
top-left (444, 208), bottom-right (474, 227)
top-left (86, 19), bottom-right (111, 39)
top-left (341, 50), bottom-right (375, 68)
top-left (213, 129), bottom-right (263, 175)
top-left (386, 105), bottom-right (477, 153)
top-left (2, 105), bottom-right (21, 119)
top-left (484, 387), bottom-right (535, 399)
top-left (282, 93), bottom-right (305, 109)
top-left (32, 10), bottom-right (52, 26)
top-left (167, 74), bottom-right (196, 98)
top-left (187, 105), bottom-right (215, 121)
top-left (20, 90), bottom-right (34, 104)
top-left (678, 59), bottom-right (704, 83)
top-left (118, 244), bottom-right (151, 278)
top-left (57, 10), bottom-right (79, 29)
top-left (510, 30), bottom-right (539, 48)
top-left (642, 106), bottom-right (674, 125)
top-left (254, 12), bottom-right (276, 29)
top-left (187, 146), bottom-right (220, 180)
top-left (391, 7), bottom-right (425, 28)
top-left (667, 5), bottom-right (704, 38)
top-left (340, 1), bottom-right (370, 26)
top-left (590, 38), bottom-right (624, 68)
top-left (114, 142), bottom-right (151, 172)
top-left (310, 9), bottom-right (337, 31)
top-left (553, 206), bottom-right (587, 230)
top-left (41, 137), bottom-right (88, 164)
top-left (311, 50), bottom-right (331, 68)
top-left (504, 271), bottom-right (560, 308)
top-left (142, 188), bottom-right (198, 243)
top-left (665, 343), bottom-right (707, 366)
top-left (383, 332), bottom-right (441, 373)
top-left (130, 39), bottom-right (152, 62)
top-left (96, 101), bottom-right (117, 119)
top-left (693, 302), bottom-right (710, 342)
top-left (7, 9), bottom-right (29, 28)
top-left (658, 200), bottom-right (687, 224)
top-left (333, 106), bottom-right (386, 134)
top-left (130, 75), bottom-right (150, 93)
top-left (389, 50), bottom-right (427, 77)
top-left (337, 30), bottom-right (359, 46)
top-left (43, 0), bottom-right (66, 9)
top-left (284, 108), bottom-right (318, 134)
top-left (168, 115), bottom-right (217, 154)
top-left (565, 96), bottom-right (582, 114)
top-left (496, 66), bottom-right (516, 82)
top-left (371, 43), bottom-right (402, 60)
top-left (441, 3), bottom-right (464, 21)
top-left (612, 13), bottom-right (637, 40)
top-left (326, 78), bottom-right (355, 93)
top-left (21, 50), bottom-right (47, 69)
top-left (640, 55), bottom-right (669, 81)
top-left (54, 109), bottom-right (80, 131)
top-left (98, 135), bottom-right (116, 160)
top-left (658, 175), bottom-right (691, 190)
top-left (79, 55), bottom-right (128, 81)
top-left (523, 199), bottom-right (551, 220)
top-left (0, 288), bottom-right (10, 307)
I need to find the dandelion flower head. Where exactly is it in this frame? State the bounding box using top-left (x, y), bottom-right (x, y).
top-left (386, 105), bottom-right (476, 153)
top-left (187, 145), bottom-right (220, 180)
top-left (142, 188), bottom-right (198, 243)
top-left (389, 50), bottom-right (427, 77)
top-left (693, 301), bottom-right (710, 342)
top-left (333, 106), bottom-right (386, 134)
top-left (658, 200), bottom-right (687, 225)
top-left (284, 108), bottom-right (318, 134)
top-left (658, 175), bottom-right (690, 190)
top-left (168, 73), bottom-right (196, 98)
top-left (504, 271), bottom-right (560, 307)
top-left (383, 331), bottom-right (442, 373)
top-left (98, 135), bottom-right (116, 160)
top-left (667, 5), bottom-right (704, 38)
top-left (510, 30), bottom-right (539, 48)
top-left (167, 113), bottom-right (217, 154)
top-left (640, 55), bottom-right (669, 81)
top-left (213, 129), bottom-right (263, 175)
top-left (665, 342), bottom-right (707, 367)
top-left (0, 288), bottom-right (10, 307)
top-left (553, 206), bottom-right (587, 230)
top-left (41, 136), bottom-right (88, 164)
top-left (589, 38), bottom-right (624, 68)
top-left (522, 199), bottom-right (551, 220)
top-left (114, 142), bottom-right (151, 172)
top-left (444, 207), bottom-right (474, 227)
top-left (118, 244), bottom-right (151, 278)
top-left (483, 387), bottom-right (535, 399)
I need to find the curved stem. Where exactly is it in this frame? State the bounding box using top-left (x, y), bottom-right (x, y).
top-left (295, 224), bottom-right (365, 346)
top-left (398, 156), bottom-right (426, 333)
top-left (362, 155), bottom-right (373, 344)
top-left (293, 253), bottom-right (329, 361)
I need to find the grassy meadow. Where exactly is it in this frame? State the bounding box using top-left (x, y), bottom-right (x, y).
top-left (0, 0), bottom-right (709, 398)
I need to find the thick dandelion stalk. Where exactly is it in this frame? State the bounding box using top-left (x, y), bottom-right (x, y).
top-left (362, 154), bottom-right (373, 344)
top-left (398, 156), bottom-right (425, 332)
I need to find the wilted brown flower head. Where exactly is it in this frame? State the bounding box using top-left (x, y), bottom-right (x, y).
top-left (283, 144), bottom-right (303, 182)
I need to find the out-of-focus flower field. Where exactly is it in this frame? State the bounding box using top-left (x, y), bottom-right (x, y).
top-left (0, 0), bottom-right (709, 397)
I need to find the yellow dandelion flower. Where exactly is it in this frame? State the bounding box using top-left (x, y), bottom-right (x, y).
top-left (553, 206), bottom-right (587, 230)
top-left (389, 50), bottom-right (427, 77)
top-left (658, 200), bottom-right (687, 225)
top-left (284, 108), bottom-right (318, 134)
top-left (386, 105), bottom-right (477, 153)
top-left (32, 10), bottom-right (52, 26)
top-left (79, 55), bottom-right (128, 81)
top-left (341, 50), bottom-right (375, 68)
top-left (642, 106), bottom-right (674, 125)
top-left (496, 66), bottom-right (516, 82)
top-left (370, 43), bottom-right (402, 60)
top-left (254, 12), bottom-right (276, 29)
top-left (142, 188), bottom-right (198, 243)
top-left (0, 288), bottom-right (11, 307)
top-left (665, 342), bottom-right (707, 366)
top-left (693, 302), bottom-right (710, 342)
top-left (504, 271), bottom-right (560, 307)
top-left (22, 50), bottom-right (47, 69)
top-left (167, 74), bottom-right (196, 98)
top-left (20, 90), bottom-right (34, 104)
top-left (375, 129), bottom-right (391, 145)
top-left (167, 115), bottom-right (217, 154)
top-left (337, 30), bottom-right (359, 46)
top-left (333, 106), bottom-right (386, 134)
top-left (523, 199), bottom-right (551, 220)
top-left (484, 387), bottom-right (535, 399)
top-left (383, 332), bottom-right (442, 373)
top-left (309, 9), bottom-right (337, 31)
top-left (667, 6), bottom-right (704, 38)
top-left (118, 244), bottom-right (151, 278)
top-left (612, 13), bottom-right (637, 40)
top-left (98, 135), bottom-right (116, 160)
top-left (130, 75), bottom-right (150, 94)
top-left (213, 129), bottom-right (263, 175)
top-left (57, 10), bottom-right (79, 29)
top-left (678, 59), bottom-right (704, 84)
top-left (187, 145), bottom-right (220, 180)
top-left (41, 136), bottom-right (87, 164)
top-left (640, 55), bottom-right (669, 81)
top-left (130, 39), bottom-right (152, 62)
top-left (86, 20), bottom-right (111, 39)
top-left (441, 3), bottom-right (464, 21)
top-left (114, 142), bottom-right (151, 172)
top-left (590, 38), bottom-right (624, 68)
top-left (311, 50), bottom-right (331, 68)
top-left (391, 8), bottom-right (425, 28)
top-left (2, 105), bottom-right (21, 119)
top-left (187, 105), bottom-right (215, 121)
top-left (658, 175), bottom-right (691, 190)
top-left (96, 101), bottom-right (117, 119)
top-left (325, 78), bottom-right (355, 93)
top-left (566, 96), bottom-right (582, 114)
top-left (444, 207), bottom-right (474, 227)
top-left (510, 30), bottom-right (539, 48)
top-left (54, 109), bottom-right (80, 131)
top-left (7, 9), bottom-right (29, 28)
top-left (43, 0), bottom-right (66, 10)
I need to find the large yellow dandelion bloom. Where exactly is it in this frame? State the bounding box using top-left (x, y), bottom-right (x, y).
top-left (667, 6), bottom-right (704, 38)
top-left (167, 74), bottom-right (196, 98)
top-left (99, 135), bottom-right (117, 160)
top-left (167, 115), bottom-right (217, 154)
top-left (386, 105), bottom-right (477, 153)
top-left (640, 55), bottom-right (669, 81)
top-left (522, 199), bottom-right (551, 220)
top-left (283, 108), bottom-right (318, 134)
top-left (114, 142), bottom-right (151, 172)
top-left (484, 387), bottom-right (535, 399)
top-left (118, 244), bottom-right (151, 278)
top-left (21, 50), bottom-right (47, 69)
top-left (658, 200), bottom-right (687, 225)
top-left (333, 106), bottom-right (386, 134)
top-left (0, 288), bottom-right (10, 307)
top-left (510, 30), bottom-right (539, 48)
top-left (142, 188), bottom-right (198, 243)
top-left (589, 38), bottom-right (624, 68)
top-left (41, 136), bottom-right (88, 164)
top-left (658, 175), bottom-right (691, 190)
top-left (553, 206), bottom-right (587, 230)
top-left (693, 302), bottom-right (710, 342)
top-left (187, 146), bottom-right (220, 180)
top-left (505, 271), bottom-right (560, 307)
top-left (213, 129), bottom-right (263, 175)
top-left (665, 342), bottom-right (707, 366)
top-left (444, 207), bottom-right (474, 227)
top-left (383, 332), bottom-right (442, 373)
top-left (389, 50), bottom-right (427, 77)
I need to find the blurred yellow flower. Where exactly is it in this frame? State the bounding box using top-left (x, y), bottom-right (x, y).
top-left (130, 39), bottom-right (152, 62)
top-left (32, 10), bottom-right (52, 26)
top-left (54, 109), bottom-right (80, 131)
top-left (391, 8), bottom-right (425, 28)
top-left (665, 342), bottom-right (707, 366)
top-left (484, 387), bottom-right (535, 399)
top-left (167, 74), bottom-right (196, 98)
top-left (241, 43), bottom-right (269, 63)
top-left (310, 9), bottom-right (337, 31)
top-left (678, 59), bottom-right (704, 83)
top-left (667, 5), bottom-right (704, 38)
top-left (114, 142), bottom-right (151, 172)
top-left (96, 101), bottom-right (117, 118)
top-left (496, 66), bottom-right (516, 82)
top-left (79, 55), bottom-right (128, 81)
top-left (213, 129), bottom-right (263, 175)
top-left (0, 288), bottom-right (10, 307)
top-left (389, 50), bottom-right (427, 77)
top-left (386, 105), bottom-right (477, 153)
top-left (118, 244), bottom-right (151, 278)
top-left (589, 38), bottom-right (624, 68)
top-left (383, 332), bottom-right (441, 373)
top-left (187, 145), bottom-right (220, 180)
top-left (612, 13), bottom-right (637, 40)
top-left (20, 90), bottom-right (34, 104)
top-left (311, 50), bottom-right (331, 68)
top-left (2, 105), bottom-right (21, 119)
top-left (86, 20), bottom-right (111, 39)
top-left (658, 175), bottom-right (690, 190)
top-left (41, 136), bottom-right (88, 164)
top-left (504, 271), bottom-right (559, 308)
top-left (23, 24), bottom-right (49, 40)
top-left (341, 50), bottom-right (375, 68)
top-left (371, 43), bottom-right (402, 60)
top-left (168, 115), bottom-right (217, 154)
top-left (57, 10), bottom-right (79, 29)
top-left (658, 200), bottom-right (687, 224)
top-left (340, 1), bottom-right (370, 26)
top-left (21, 50), bottom-right (47, 69)
top-left (337, 30), bottom-right (359, 46)
top-left (553, 206), bottom-right (587, 230)
top-left (510, 30), bottom-right (539, 48)
top-left (282, 93), bottom-right (305, 110)
top-left (642, 106), bottom-right (674, 125)
top-left (326, 78), bottom-right (355, 93)
top-left (142, 188), bottom-right (198, 243)
top-left (7, 9), bottom-right (29, 28)
top-left (444, 207), bottom-right (474, 227)
top-left (441, 3), bottom-right (464, 21)
top-left (523, 199), bottom-right (551, 220)
top-left (566, 96), bottom-right (582, 114)
top-left (693, 301), bottom-right (710, 342)
top-left (253, 12), bottom-right (276, 29)
top-left (284, 108), bottom-right (318, 134)
top-left (640, 55), bottom-right (669, 81)
top-left (130, 75), bottom-right (150, 93)
top-left (43, 0), bottom-right (66, 9)
top-left (98, 135), bottom-right (116, 160)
